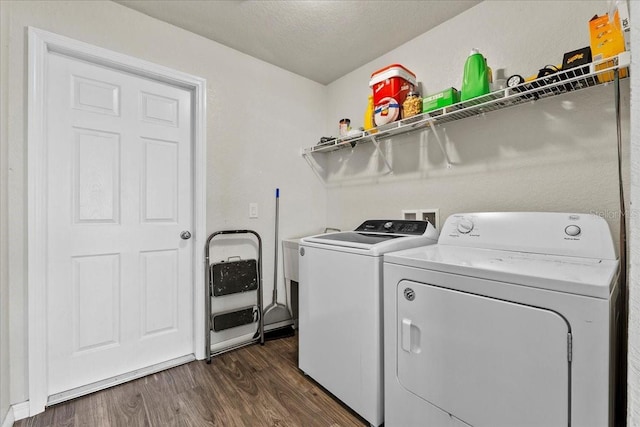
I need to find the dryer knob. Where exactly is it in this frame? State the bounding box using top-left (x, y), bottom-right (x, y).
top-left (565, 225), bottom-right (581, 237)
top-left (457, 218), bottom-right (474, 234)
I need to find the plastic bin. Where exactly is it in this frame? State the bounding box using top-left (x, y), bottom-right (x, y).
top-left (369, 64), bottom-right (416, 126)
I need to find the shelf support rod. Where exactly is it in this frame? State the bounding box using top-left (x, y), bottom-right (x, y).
top-left (301, 152), bottom-right (327, 184)
top-left (426, 120), bottom-right (453, 168)
top-left (371, 135), bottom-right (393, 175)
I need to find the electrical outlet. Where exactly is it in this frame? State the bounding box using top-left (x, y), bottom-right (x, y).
top-left (249, 203), bottom-right (258, 219)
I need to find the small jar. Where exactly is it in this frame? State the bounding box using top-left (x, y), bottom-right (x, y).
top-left (339, 118), bottom-right (351, 136)
top-left (402, 92), bottom-right (422, 119)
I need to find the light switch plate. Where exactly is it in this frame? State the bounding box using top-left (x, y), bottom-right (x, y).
top-left (249, 203), bottom-right (258, 218)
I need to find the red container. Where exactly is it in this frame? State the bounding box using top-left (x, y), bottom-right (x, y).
top-left (369, 64), bottom-right (417, 126)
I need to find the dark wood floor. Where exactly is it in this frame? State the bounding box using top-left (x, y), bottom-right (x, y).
top-left (16, 334), bottom-right (367, 427)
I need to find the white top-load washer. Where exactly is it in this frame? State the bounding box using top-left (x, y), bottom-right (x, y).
top-left (299, 220), bottom-right (439, 427)
top-left (383, 212), bottom-right (620, 427)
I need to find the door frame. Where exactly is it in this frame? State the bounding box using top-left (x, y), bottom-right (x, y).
top-left (27, 27), bottom-right (207, 416)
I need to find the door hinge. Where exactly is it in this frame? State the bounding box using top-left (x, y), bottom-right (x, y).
top-left (567, 332), bottom-right (573, 362)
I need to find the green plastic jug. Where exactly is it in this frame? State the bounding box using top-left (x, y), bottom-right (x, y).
top-left (460, 48), bottom-right (490, 101)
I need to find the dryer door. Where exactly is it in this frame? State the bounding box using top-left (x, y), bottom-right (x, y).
top-left (397, 280), bottom-right (569, 427)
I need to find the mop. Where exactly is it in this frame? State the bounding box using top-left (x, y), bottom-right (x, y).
top-left (263, 188), bottom-right (294, 338)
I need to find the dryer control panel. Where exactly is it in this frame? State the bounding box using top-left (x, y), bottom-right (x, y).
top-left (439, 212), bottom-right (616, 260)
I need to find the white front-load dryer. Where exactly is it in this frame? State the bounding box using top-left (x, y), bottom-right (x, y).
top-left (383, 212), bottom-right (620, 427)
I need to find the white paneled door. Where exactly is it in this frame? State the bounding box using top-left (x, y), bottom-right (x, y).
top-left (45, 52), bottom-right (194, 396)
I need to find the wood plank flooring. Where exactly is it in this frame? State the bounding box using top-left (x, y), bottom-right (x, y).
top-left (16, 335), bottom-right (367, 427)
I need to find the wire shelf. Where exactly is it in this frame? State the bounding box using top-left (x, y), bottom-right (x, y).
top-left (303, 52), bottom-right (630, 155)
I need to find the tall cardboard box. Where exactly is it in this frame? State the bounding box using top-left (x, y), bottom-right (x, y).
top-left (589, 9), bottom-right (627, 82)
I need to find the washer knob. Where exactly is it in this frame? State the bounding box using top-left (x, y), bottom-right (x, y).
top-left (384, 221), bottom-right (393, 230)
top-left (565, 225), bottom-right (581, 237)
top-left (457, 218), bottom-right (474, 234)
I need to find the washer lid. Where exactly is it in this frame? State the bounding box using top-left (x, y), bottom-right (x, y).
top-left (384, 245), bottom-right (619, 299)
top-left (302, 232), bottom-right (437, 254)
top-left (310, 232), bottom-right (403, 245)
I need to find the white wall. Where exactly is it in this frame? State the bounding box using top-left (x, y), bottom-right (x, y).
top-left (0, 0), bottom-right (327, 406)
top-left (628, 1), bottom-right (640, 424)
top-left (0, 0), bottom-right (11, 423)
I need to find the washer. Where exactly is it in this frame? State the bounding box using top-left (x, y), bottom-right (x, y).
top-left (299, 219), bottom-right (439, 427)
top-left (383, 212), bottom-right (620, 427)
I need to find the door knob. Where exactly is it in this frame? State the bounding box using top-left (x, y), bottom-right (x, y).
top-left (180, 231), bottom-right (192, 240)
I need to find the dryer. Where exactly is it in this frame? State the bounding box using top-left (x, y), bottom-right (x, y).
top-left (383, 212), bottom-right (620, 427)
top-left (299, 219), bottom-right (439, 427)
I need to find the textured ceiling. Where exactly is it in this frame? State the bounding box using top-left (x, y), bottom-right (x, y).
top-left (115, 0), bottom-right (482, 85)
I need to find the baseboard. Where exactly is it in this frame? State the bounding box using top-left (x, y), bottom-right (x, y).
top-left (1, 406), bottom-right (14, 427)
top-left (48, 354), bottom-right (195, 406)
top-left (11, 402), bottom-right (29, 421)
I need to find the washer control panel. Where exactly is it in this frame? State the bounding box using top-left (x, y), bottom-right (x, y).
top-left (354, 219), bottom-right (430, 235)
